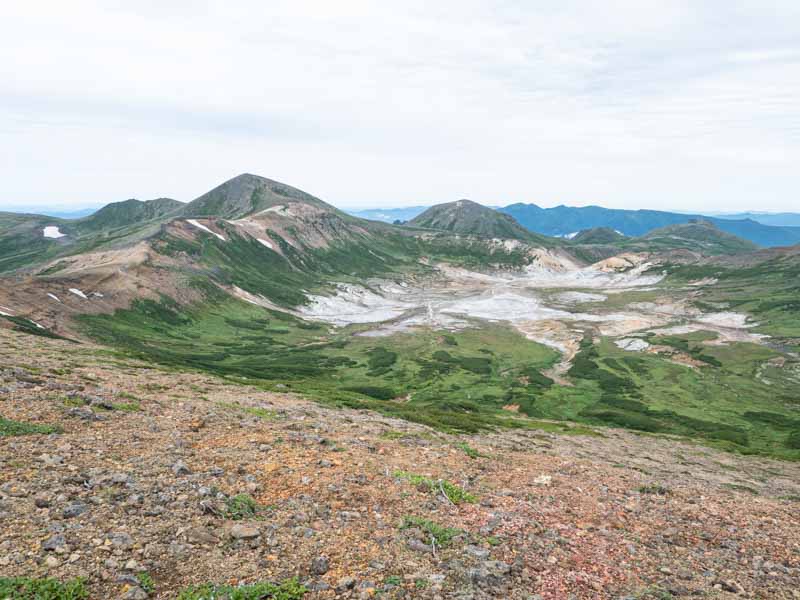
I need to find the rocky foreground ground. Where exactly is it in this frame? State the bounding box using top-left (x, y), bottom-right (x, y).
top-left (1, 328), bottom-right (799, 599)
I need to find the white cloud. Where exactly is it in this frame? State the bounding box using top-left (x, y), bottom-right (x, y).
top-left (0, 0), bottom-right (798, 211)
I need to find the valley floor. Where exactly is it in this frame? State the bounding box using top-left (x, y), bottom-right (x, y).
top-left (1, 329), bottom-right (799, 599)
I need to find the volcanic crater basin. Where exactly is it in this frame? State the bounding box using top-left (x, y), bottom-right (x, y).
top-left (297, 262), bottom-right (762, 360)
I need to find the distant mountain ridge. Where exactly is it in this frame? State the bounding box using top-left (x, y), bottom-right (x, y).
top-left (347, 206), bottom-right (428, 223)
top-left (714, 212), bottom-right (800, 227)
top-left (499, 203), bottom-right (800, 248)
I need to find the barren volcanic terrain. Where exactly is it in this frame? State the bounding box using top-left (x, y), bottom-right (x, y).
top-left (2, 328), bottom-right (800, 599)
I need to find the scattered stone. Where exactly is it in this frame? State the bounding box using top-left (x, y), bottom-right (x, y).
top-left (63, 502), bottom-right (88, 519)
top-left (336, 577), bottom-right (357, 592)
top-left (171, 461), bottom-right (191, 476)
top-left (121, 586), bottom-right (149, 600)
top-left (311, 555), bottom-right (330, 575)
top-left (408, 539), bottom-right (433, 554)
top-left (186, 526), bottom-right (218, 545)
top-left (44, 555), bottom-right (60, 568)
top-left (42, 534), bottom-right (67, 552)
top-left (230, 524), bottom-right (261, 540)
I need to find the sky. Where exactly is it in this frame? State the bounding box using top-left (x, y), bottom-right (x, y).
top-left (1, 1), bottom-right (799, 212)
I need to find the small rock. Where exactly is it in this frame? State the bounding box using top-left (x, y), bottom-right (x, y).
top-left (121, 586), bottom-right (149, 600)
top-left (186, 526), bottom-right (218, 545)
top-left (63, 502), bottom-right (88, 519)
top-left (109, 532), bottom-right (134, 550)
top-left (465, 545), bottom-right (490, 560)
top-left (124, 559), bottom-right (140, 571)
top-left (311, 555), bottom-right (330, 575)
top-left (408, 539), bottom-right (433, 554)
top-left (171, 461), bottom-right (191, 476)
top-left (336, 577), bottom-right (357, 592)
top-left (34, 494), bottom-right (51, 508)
top-left (67, 406), bottom-right (100, 421)
top-left (230, 524), bottom-right (260, 539)
top-left (42, 534), bottom-right (67, 552)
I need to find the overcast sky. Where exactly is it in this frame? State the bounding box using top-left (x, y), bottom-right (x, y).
top-left (1, 1), bottom-right (799, 212)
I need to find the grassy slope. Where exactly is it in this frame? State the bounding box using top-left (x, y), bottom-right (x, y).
top-left (153, 223), bottom-right (555, 307)
top-left (74, 279), bottom-right (800, 459)
top-left (0, 203), bottom-right (176, 274)
top-left (76, 292), bottom-right (584, 434)
top-left (662, 256), bottom-right (800, 344)
top-left (534, 334), bottom-right (800, 459)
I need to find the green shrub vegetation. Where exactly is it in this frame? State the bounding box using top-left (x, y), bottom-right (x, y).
top-left (394, 470), bottom-right (477, 504)
top-left (0, 417), bottom-right (61, 437)
top-left (0, 577), bottom-right (88, 600)
top-left (401, 516), bottom-right (462, 547)
top-left (638, 484), bottom-right (670, 495)
top-left (74, 269), bottom-right (800, 459)
top-left (225, 494), bottom-right (263, 520)
top-left (176, 579), bottom-right (306, 600)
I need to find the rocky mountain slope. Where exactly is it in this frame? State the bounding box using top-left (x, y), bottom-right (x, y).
top-left (2, 174), bottom-right (800, 599)
top-left (2, 328), bottom-right (799, 599)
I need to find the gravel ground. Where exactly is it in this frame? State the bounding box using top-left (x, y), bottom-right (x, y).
top-left (1, 328), bottom-right (799, 599)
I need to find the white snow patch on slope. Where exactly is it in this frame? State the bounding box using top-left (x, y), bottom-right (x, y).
top-left (187, 219), bottom-right (226, 241)
top-left (43, 226), bottom-right (65, 239)
top-left (257, 238), bottom-right (273, 249)
top-left (47, 293), bottom-right (61, 303)
top-left (0, 305), bottom-right (14, 316)
top-left (69, 288), bottom-right (88, 299)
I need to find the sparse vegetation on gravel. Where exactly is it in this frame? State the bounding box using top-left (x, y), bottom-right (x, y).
top-left (1, 328), bottom-right (800, 598)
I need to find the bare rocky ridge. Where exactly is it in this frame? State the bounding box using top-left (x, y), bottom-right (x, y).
top-left (1, 328), bottom-right (799, 599)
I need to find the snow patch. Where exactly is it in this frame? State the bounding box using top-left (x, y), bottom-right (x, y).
top-left (69, 288), bottom-right (88, 300)
top-left (0, 305), bottom-right (14, 317)
top-left (257, 238), bottom-right (273, 250)
top-left (47, 293), bottom-right (61, 303)
top-left (43, 226), bottom-right (65, 239)
top-left (187, 219), bottom-right (226, 241)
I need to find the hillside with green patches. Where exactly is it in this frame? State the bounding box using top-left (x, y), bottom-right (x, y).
top-left (0, 198), bottom-right (182, 274)
top-left (533, 334), bottom-right (800, 459)
top-left (73, 277), bottom-right (800, 459)
top-left (77, 292), bottom-right (579, 433)
top-left (73, 197), bottom-right (182, 233)
top-left (571, 227), bottom-right (626, 244)
top-left (409, 200), bottom-right (557, 246)
top-left (638, 220), bottom-right (759, 254)
top-left (662, 251), bottom-right (800, 349)
top-left (181, 173), bottom-right (331, 218)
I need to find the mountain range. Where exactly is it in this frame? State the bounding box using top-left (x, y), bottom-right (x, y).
top-left (1, 173), bottom-right (798, 449)
top-left (350, 204), bottom-right (800, 248)
top-left (3, 172), bottom-right (800, 598)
